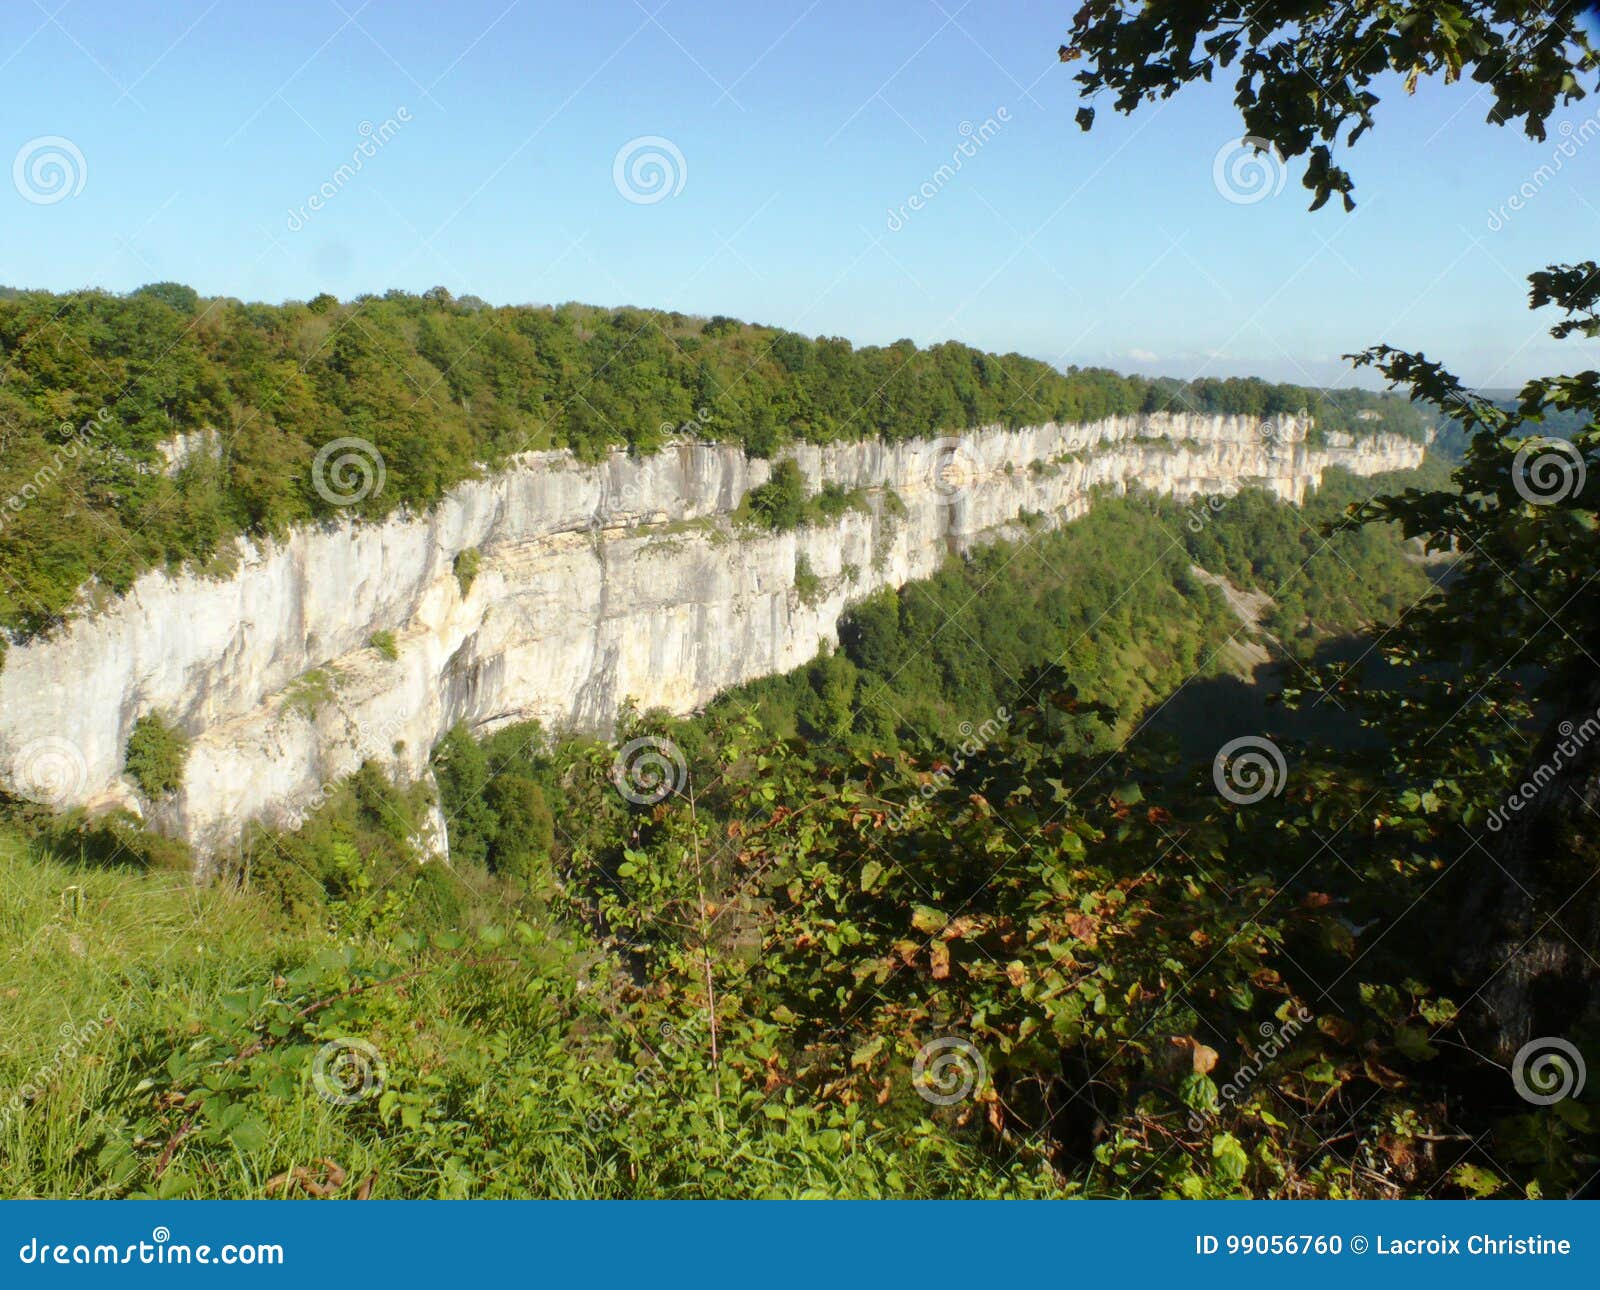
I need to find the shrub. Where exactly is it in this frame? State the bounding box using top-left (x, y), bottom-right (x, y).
top-left (809, 482), bottom-right (867, 520)
top-left (793, 553), bottom-right (824, 607)
top-left (741, 460), bottom-right (809, 531)
top-left (239, 826), bottom-right (327, 925)
top-left (454, 548), bottom-right (482, 595)
top-left (486, 775), bottom-right (555, 889)
top-left (45, 810), bottom-right (193, 872)
top-left (370, 629), bottom-right (398, 660)
top-left (123, 713), bottom-right (190, 798)
top-left (285, 668), bottom-right (337, 716)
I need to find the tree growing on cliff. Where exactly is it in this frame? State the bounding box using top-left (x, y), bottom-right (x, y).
top-left (124, 713), bottom-right (190, 799)
top-left (741, 459), bottom-right (810, 531)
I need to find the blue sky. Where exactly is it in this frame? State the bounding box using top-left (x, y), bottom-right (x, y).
top-left (2, 0), bottom-right (1595, 387)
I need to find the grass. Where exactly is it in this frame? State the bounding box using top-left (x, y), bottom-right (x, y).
top-left (283, 668), bottom-right (338, 717)
top-left (0, 828), bottom-right (323, 1197)
top-left (0, 828), bottom-right (1036, 1199)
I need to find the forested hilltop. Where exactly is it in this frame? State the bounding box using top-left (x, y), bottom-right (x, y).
top-left (0, 284), bottom-right (1428, 636)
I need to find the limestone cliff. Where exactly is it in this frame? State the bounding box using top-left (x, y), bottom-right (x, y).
top-left (0, 413), bottom-right (1424, 862)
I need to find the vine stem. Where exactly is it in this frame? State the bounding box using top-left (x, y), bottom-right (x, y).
top-left (688, 780), bottom-right (725, 1134)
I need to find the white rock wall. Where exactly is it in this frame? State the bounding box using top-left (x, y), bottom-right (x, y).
top-left (0, 413), bottom-right (1423, 861)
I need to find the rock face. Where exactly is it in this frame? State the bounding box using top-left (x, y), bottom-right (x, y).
top-left (0, 414), bottom-right (1424, 864)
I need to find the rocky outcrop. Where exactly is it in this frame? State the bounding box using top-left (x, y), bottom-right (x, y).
top-left (0, 414), bottom-right (1423, 863)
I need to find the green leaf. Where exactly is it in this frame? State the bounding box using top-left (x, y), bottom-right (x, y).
top-left (1211, 1132), bottom-right (1249, 1183)
top-left (1393, 1025), bottom-right (1438, 1061)
top-left (1453, 1163), bottom-right (1502, 1198)
top-left (228, 1115), bottom-right (269, 1153)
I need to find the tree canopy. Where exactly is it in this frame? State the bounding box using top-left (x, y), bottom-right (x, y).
top-left (1064, 1), bottom-right (1599, 208)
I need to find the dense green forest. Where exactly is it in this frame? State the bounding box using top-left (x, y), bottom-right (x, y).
top-left (11, 449), bottom-right (1591, 1200)
top-left (0, 284), bottom-right (1430, 637)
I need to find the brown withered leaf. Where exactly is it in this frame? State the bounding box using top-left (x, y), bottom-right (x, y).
top-left (1171, 1035), bottom-right (1220, 1075)
top-left (929, 942), bottom-right (951, 980)
top-left (1318, 1015), bottom-right (1359, 1045)
top-left (265, 1159), bottom-right (347, 1199)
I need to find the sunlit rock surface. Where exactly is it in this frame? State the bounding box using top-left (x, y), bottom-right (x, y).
top-left (0, 414), bottom-right (1424, 861)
